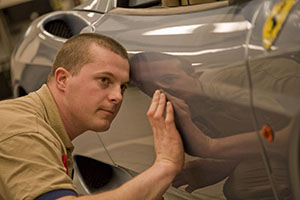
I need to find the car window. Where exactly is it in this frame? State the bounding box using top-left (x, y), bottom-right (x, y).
top-left (111, 0), bottom-right (229, 15)
top-left (117, 0), bottom-right (252, 8)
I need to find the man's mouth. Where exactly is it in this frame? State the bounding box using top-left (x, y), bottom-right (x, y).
top-left (100, 108), bottom-right (114, 115)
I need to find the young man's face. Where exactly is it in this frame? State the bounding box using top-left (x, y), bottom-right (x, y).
top-left (64, 44), bottom-right (129, 132)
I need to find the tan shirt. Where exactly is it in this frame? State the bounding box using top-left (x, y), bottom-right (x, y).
top-left (0, 84), bottom-right (78, 200)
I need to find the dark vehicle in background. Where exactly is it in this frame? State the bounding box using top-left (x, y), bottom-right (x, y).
top-left (10, 0), bottom-right (300, 199)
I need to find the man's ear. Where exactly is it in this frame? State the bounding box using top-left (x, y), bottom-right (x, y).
top-left (54, 67), bottom-right (71, 91)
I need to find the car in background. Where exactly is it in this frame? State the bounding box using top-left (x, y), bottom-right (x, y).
top-left (10, 0), bottom-right (300, 199)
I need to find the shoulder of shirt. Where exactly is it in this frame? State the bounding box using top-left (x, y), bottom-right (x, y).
top-left (0, 87), bottom-right (57, 144)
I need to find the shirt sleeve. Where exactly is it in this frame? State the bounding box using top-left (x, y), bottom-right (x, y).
top-left (35, 189), bottom-right (78, 200)
top-left (0, 132), bottom-right (78, 200)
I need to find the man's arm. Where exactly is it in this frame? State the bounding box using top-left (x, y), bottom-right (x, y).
top-left (59, 90), bottom-right (184, 200)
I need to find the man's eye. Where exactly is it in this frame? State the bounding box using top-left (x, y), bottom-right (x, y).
top-left (97, 77), bottom-right (110, 88)
top-left (100, 77), bottom-right (109, 84)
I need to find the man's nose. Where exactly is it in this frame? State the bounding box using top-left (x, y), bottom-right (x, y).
top-left (109, 86), bottom-right (123, 104)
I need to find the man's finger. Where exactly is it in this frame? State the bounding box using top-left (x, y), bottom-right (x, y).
top-left (165, 101), bottom-right (174, 124)
top-left (153, 92), bottom-right (166, 119)
top-left (147, 90), bottom-right (160, 118)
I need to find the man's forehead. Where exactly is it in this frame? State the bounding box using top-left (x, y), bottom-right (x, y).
top-left (82, 46), bottom-right (129, 80)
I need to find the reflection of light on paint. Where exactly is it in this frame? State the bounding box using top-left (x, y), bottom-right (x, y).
top-left (127, 44), bottom-right (273, 57)
top-left (248, 44), bottom-right (277, 51)
top-left (192, 63), bottom-right (203, 66)
top-left (247, 44), bottom-right (264, 51)
top-left (87, 12), bottom-right (95, 17)
top-left (143, 21), bottom-right (251, 36)
top-left (213, 21), bottom-right (251, 33)
top-left (24, 25), bottom-right (32, 37)
top-left (38, 33), bottom-right (46, 40)
top-left (84, 0), bottom-right (97, 9)
top-left (143, 24), bottom-right (204, 35)
top-left (165, 45), bottom-right (243, 56)
top-left (127, 46), bottom-right (241, 56)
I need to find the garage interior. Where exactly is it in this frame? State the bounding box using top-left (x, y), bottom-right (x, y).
top-left (0, 0), bottom-right (82, 100)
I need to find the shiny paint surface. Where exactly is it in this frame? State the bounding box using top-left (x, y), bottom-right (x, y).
top-left (10, 0), bottom-right (300, 199)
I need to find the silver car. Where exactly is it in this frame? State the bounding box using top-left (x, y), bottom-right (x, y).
top-left (11, 0), bottom-right (300, 199)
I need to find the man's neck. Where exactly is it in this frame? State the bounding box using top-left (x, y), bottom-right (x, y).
top-left (47, 82), bottom-right (83, 141)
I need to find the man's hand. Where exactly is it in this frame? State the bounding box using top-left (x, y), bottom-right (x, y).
top-left (59, 90), bottom-right (185, 200)
top-left (147, 90), bottom-right (184, 176)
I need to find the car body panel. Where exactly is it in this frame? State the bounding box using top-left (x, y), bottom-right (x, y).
top-left (10, 0), bottom-right (300, 199)
top-left (96, 6), bottom-right (249, 67)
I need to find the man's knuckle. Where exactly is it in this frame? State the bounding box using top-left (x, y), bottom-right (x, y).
top-left (165, 120), bottom-right (173, 126)
top-left (153, 115), bottom-right (162, 120)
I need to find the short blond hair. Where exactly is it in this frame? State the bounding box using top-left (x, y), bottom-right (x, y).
top-left (48, 33), bottom-right (128, 81)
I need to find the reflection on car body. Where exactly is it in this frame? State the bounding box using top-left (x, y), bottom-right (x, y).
top-left (130, 52), bottom-right (298, 199)
top-left (10, 0), bottom-right (300, 199)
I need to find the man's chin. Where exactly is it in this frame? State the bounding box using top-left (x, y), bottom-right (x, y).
top-left (91, 122), bottom-right (111, 132)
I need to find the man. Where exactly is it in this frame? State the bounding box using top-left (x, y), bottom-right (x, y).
top-left (0, 33), bottom-right (184, 200)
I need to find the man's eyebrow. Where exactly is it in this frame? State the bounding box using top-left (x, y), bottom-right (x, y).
top-left (95, 71), bottom-right (113, 76)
